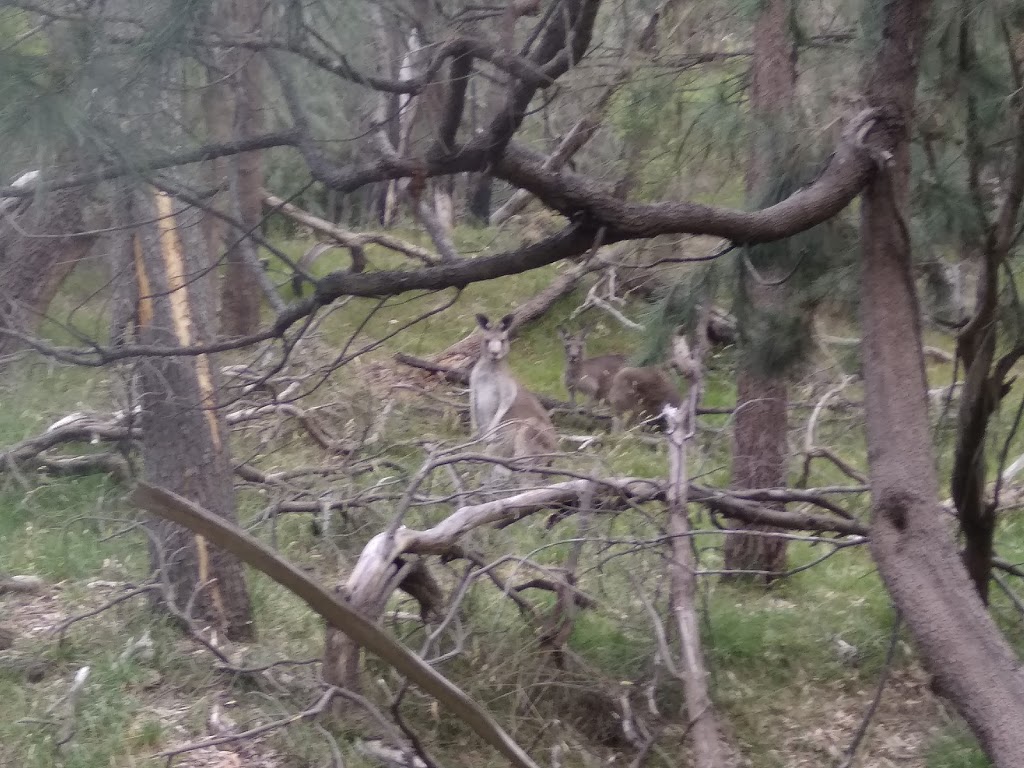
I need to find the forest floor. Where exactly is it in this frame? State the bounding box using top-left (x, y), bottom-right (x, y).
top-left (0, 229), bottom-right (1014, 768)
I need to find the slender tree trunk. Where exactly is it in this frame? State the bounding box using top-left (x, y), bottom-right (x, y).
top-left (133, 189), bottom-right (255, 641)
top-left (219, 0), bottom-right (264, 337)
top-left (860, 2), bottom-right (1024, 765)
top-left (724, 0), bottom-right (796, 580)
top-left (201, 64), bottom-right (231, 293)
top-left (467, 0), bottom-right (539, 224)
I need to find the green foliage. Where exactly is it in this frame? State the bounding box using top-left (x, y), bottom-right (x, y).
top-left (133, 0), bottom-right (212, 62)
top-left (635, 278), bottom-right (704, 366)
top-left (735, 132), bottom-right (856, 377)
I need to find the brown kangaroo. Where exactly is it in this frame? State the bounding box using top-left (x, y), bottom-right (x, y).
top-left (470, 314), bottom-right (557, 477)
top-left (556, 326), bottom-right (627, 406)
top-left (608, 365), bottom-right (683, 431)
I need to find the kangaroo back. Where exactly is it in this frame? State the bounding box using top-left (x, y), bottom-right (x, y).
top-left (557, 326), bottom-right (627, 404)
top-left (608, 366), bottom-right (683, 428)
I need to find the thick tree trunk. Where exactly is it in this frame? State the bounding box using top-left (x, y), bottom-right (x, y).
top-left (133, 189), bottom-right (255, 641)
top-left (219, 0), bottom-right (264, 337)
top-left (725, 374), bottom-right (789, 577)
top-left (0, 187), bottom-right (93, 358)
top-left (859, 2), bottom-right (1024, 765)
top-left (724, 0), bottom-right (796, 579)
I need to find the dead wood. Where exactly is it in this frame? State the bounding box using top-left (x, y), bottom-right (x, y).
top-left (0, 575), bottom-right (46, 595)
top-left (131, 482), bottom-right (540, 768)
top-left (490, 81), bottom-right (621, 226)
top-left (263, 191), bottom-right (439, 269)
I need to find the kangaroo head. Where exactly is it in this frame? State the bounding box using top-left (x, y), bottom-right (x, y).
top-left (557, 326), bottom-right (588, 364)
top-left (476, 313), bottom-right (514, 362)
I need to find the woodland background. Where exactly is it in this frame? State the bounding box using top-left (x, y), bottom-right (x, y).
top-left (0, 0), bottom-right (1020, 766)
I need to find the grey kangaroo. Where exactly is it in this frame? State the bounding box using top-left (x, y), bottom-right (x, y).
top-left (556, 326), bottom-right (627, 406)
top-left (470, 314), bottom-right (558, 478)
top-left (608, 365), bottom-right (683, 431)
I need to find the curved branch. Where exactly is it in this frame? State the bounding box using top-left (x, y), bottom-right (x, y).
top-left (131, 483), bottom-right (541, 768)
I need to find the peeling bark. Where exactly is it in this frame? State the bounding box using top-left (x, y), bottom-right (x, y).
top-left (133, 189), bottom-right (254, 641)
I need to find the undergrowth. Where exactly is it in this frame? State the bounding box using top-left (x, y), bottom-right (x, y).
top-left (0, 225), bottom-right (1013, 767)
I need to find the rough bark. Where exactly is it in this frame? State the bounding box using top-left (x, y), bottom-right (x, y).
top-left (219, 0), bottom-right (265, 337)
top-left (724, 0), bottom-right (796, 579)
top-left (0, 186), bottom-right (93, 358)
top-left (951, 243), bottom-right (999, 602)
top-left (133, 189), bottom-right (254, 641)
top-left (859, 1), bottom-right (1024, 764)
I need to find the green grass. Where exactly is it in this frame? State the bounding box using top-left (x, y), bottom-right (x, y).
top-left (927, 726), bottom-right (991, 768)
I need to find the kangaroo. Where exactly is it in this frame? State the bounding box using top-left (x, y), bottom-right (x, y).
top-left (556, 326), bottom-right (627, 406)
top-left (608, 365), bottom-right (683, 431)
top-left (470, 314), bottom-right (558, 480)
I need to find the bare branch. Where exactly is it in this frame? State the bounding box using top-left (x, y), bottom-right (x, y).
top-left (131, 483), bottom-right (541, 768)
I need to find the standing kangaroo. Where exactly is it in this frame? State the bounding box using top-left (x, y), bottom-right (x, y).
top-left (608, 365), bottom-right (683, 431)
top-left (470, 314), bottom-right (558, 478)
top-left (556, 326), bottom-right (627, 406)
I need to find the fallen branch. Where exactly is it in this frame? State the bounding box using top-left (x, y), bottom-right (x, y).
top-left (263, 191), bottom-right (439, 266)
top-left (157, 686), bottom-right (338, 760)
top-left (131, 482), bottom-right (541, 768)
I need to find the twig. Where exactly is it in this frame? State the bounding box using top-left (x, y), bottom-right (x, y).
top-left (154, 686), bottom-right (337, 760)
top-left (52, 583), bottom-right (161, 640)
top-left (835, 613), bottom-right (902, 768)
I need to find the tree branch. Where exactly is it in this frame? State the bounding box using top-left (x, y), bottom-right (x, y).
top-left (131, 482), bottom-right (541, 768)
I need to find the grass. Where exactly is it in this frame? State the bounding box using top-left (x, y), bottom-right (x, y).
top-left (0, 223), bottom-right (1016, 767)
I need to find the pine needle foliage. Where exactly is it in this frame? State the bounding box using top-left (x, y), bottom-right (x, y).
top-left (735, 129), bottom-right (855, 378)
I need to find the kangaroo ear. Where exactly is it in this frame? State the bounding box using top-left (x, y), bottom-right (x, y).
top-left (476, 314), bottom-right (491, 330)
top-left (556, 326), bottom-right (568, 341)
top-left (499, 314), bottom-right (515, 331)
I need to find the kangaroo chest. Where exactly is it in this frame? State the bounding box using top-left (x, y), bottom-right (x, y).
top-left (470, 362), bottom-right (515, 436)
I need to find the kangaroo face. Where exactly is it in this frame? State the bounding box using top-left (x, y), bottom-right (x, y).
top-left (477, 313), bottom-right (514, 363)
top-left (557, 327), bottom-right (588, 365)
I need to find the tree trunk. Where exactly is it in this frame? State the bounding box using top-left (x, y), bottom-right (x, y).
top-left (468, 173), bottom-right (493, 224)
top-left (0, 186), bottom-right (93, 358)
top-left (133, 189), bottom-right (255, 641)
top-left (725, 374), bottom-right (789, 578)
top-left (859, 2), bottom-right (1024, 765)
top-left (219, 0), bottom-right (264, 338)
top-left (724, 0), bottom-right (796, 580)
top-left (201, 63), bottom-right (231, 294)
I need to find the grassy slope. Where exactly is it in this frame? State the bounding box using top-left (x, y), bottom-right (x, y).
top-left (0, 228), bottom-right (1016, 768)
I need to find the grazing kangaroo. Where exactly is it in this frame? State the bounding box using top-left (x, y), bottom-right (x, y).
top-left (608, 365), bottom-right (683, 431)
top-left (556, 326), bottom-right (627, 406)
top-left (470, 314), bottom-right (558, 481)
